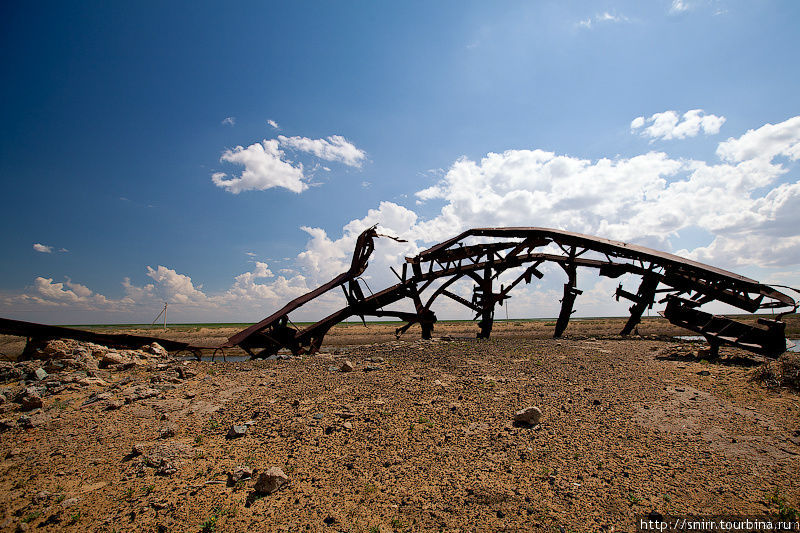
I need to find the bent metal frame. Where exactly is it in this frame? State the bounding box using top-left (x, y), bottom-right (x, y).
top-left (221, 226), bottom-right (797, 359)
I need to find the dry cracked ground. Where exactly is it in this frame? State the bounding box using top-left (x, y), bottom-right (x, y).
top-left (1, 318), bottom-right (799, 532)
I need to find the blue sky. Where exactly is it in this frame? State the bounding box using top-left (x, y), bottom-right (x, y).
top-left (1, 0), bottom-right (799, 324)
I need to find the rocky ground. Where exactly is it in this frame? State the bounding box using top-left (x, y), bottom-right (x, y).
top-left (0, 318), bottom-right (799, 532)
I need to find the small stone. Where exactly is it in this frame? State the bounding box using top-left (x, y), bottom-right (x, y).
top-left (33, 490), bottom-right (51, 503)
top-left (77, 377), bottom-right (108, 386)
top-left (342, 422), bottom-right (353, 430)
top-left (130, 444), bottom-right (145, 457)
top-left (697, 370), bottom-right (711, 376)
top-left (340, 360), bottom-right (354, 372)
top-left (61, 497), bottom-right (79, 507)
top-left (155, 460), bottom-right (177, 476)
top-left (33, 368), bottom-right (48, 381)
top-left (253, 466), bottom-right (288, 494)
top-left (363, 365), bottom-right (381, 372)
top-left (226, 466), bottom-right (253, 486)
top-left (514, 406), bottom-right (543, 426)
top-left (159, 426), bottom-right (175, 439)
top-left (312, 413), bottom-right (324, 420)
top-left (226, 425), bottom-right (248, 439)
top-left (105, 399), bottom-right (123, 411)
top-left (17, 415), bottom-right (33, 429)
top-left (369, 357), bottom-right (385, 363)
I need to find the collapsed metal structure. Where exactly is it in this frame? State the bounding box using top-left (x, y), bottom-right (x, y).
top-left (222, 226), bottom-right (797, 359)
top-left (1, 226), bottom-right (795, 360)
top-left (0, 317), bottom-right (199, 359)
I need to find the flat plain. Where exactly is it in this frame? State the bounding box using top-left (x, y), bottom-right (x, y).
top-left (1, 316), bottom-right (798, 532)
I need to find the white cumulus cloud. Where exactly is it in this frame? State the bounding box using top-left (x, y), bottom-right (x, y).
top-left (631, 109), bottom-right (726, 141)
top-left (212, 139), bottom-right (307, 194)
top-left (267, 119), bottom-right (280, 129)
top-left (278, 135), bottom-right (366, 167)
top-left (221, 117), bottom-right (236, 126)
top-left (212, 134), bottom-right (366, 194)
top-left (716, 116), bottom-right (800, 163)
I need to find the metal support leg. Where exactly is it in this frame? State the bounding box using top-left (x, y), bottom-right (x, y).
top-left (620, 273), bottom-right (659, 335)
top-left (554, 261), bottom-right (580, 338)
top-left (476, 265), bottom-right (494, 339)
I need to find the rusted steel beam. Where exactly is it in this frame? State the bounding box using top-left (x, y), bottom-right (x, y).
top-left (0, 317), bottom-right (198, 354)
top-left (661, 296), bottom-right (788, 357)
top-left (222, 226), bottom-right (383, 350)
top-left (472, 265), bottom-right (495, 339)
top-left (619, 272), bottom-right (660, 335)
top-left (554, 254), bottom-right (581, 338)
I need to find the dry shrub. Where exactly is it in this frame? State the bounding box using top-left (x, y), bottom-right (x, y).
top-left (751, 352), bottom-right (800, 391)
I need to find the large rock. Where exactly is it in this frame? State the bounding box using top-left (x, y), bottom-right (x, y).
top-left (145, 342), bottom-right (169, 358)
top-left (514, 406), bottom-right (543, 426)
top-left (99, 352), bottom-right (125, 368)
top-left (253, 467), bottom-right (288, 494)
top-left (42, 340), bottom-right (71, 359)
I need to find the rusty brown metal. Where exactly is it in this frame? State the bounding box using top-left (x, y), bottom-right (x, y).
top-left (224, 226), bottom-right (797, 359)
top-left (0, 317), bottom-right (202, 357)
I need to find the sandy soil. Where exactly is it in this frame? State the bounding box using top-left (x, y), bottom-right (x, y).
top-left (1, 318), bottom-right (799, 532)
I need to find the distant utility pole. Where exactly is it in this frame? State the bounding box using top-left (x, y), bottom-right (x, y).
top-left (151, 302), bottom-right (168, 331)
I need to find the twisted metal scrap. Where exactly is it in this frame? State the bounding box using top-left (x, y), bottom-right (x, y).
top-left (224, 226), bottom-right (797, 359)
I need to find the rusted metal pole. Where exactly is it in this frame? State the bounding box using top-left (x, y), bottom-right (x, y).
top-left (554, 251), bottom-right (580, 338)
top-left (476, 264), bottom-right (495, 339)
top-left (619, 273), bottom-right (660, 335)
